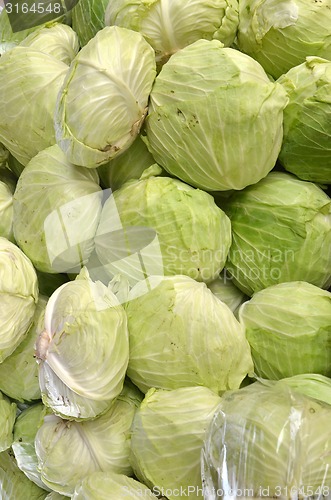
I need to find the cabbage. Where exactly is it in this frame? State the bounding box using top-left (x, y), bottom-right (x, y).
top-left (55, 26), bottom-right (156, 168)
top-left (277, 56), bottom-right (331, 184)
top-left (0, 237), bottom-right (38, 363)
top-left (207, 273), bottom-right (248, 317)
top-left (202, 380), bottom-right (331, 497)
top-left (0, 296), bottom-right (47, 402)
top-left (13, 144), bottom-right (103, 274)
top-left (36, 268), bottom-right (129, 420)
top-left (0, 47), bottom-right (68, 166)
top-left (35, 382), bottom-right (142, 496)
top-left (224, 172), bottom-right (331, 295)
top-left (131, 386), bottom-right (221, 500)
top-left (106, 0), bottom-right (239, 67)
top-left (95, 166), bottom-right (232, 285)
top-left (126, 275), bottom-right (253, 393)
top-left (0, 179), bottom-right (13, 241)
top-left (0, 392), bottom-right (16, 452)
top-left (145, 39), bottom-right (287, 191)
top-left (237, 0), bottom-right (331, 79)
top-left (239, 281), bottom-right (331, 379)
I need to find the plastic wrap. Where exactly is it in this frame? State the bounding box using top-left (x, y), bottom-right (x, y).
top-left (202, 380), bottom-right (331, 499)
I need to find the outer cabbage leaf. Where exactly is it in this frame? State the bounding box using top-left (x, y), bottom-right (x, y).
top-left (0, 47), bottom-right (68, 166)
top-left (55, 26), bottom-right (156, 168)
top-left (0, 392), bottom-right (16, 452)
top-left (0, 180), bottom-right (13, 241)
top-left (126, 275), bottom-right (253, 394)
top-left (130, 386), bottom-right (221, 500)
top-left (0, 450), bottom-right (48, 499)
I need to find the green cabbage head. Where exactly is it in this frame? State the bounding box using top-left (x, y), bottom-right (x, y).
top-left (145, 39), bottom-right (288, 191)
top-left (239, 281), bottom-right (331, 379)
top-left (224, 172), bottom-right (331, 295)
top-left (277, 56), bottom-right (331, 184)
top-left (237, 0), bottom-right (331, 79)
top-left (126, 275), bottom-right (253, 394)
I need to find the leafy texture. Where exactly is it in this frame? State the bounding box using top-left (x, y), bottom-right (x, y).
top-left (72, 0), bottom-right (109, 46)
top-left (224, 172), bottom-right (331, 295)
top-left (96, 169), bottom-right (231, 284)
top-left (0, 237), bottom-right (38, 362)
top-left (237, 0), bottom-right (331, 79)
top-left (239, 282), bottom-right (331, 379)
top-left (0, 451), bottom-right (48, 499)
top-left (106, 0), bottom-right (239, 66)
top-left (0, 296), bottom-right (47, 402)
top-left (72, 471), bottom-right (158, 499)
top-left (277, 56), bottom-right (331, 184)
top-left (35, 383), bottom-right (142, 496)
top-left (55, 26), bottom-right (156, 167)
top-left (0, 47), bottom-right (67, 166)
top-left (146, 40), bottom-right (287, 191)
top-left (13, 145), bottom-right (103, 274)
top-left (126, 275), bottom-right (253, 393)
top-left (130, 386), bottom-right (221, 500)
top-left (36, 269), bottom-right (129, 420)
top-left (202, 381), bottom-right (331, 496)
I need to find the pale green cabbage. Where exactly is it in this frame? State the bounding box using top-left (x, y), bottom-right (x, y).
top-left (36, 268), bottom-right (129, 420)
top-left (0, 237), bottom-right (38, 362)
top-left (35, 382), bottom-right (142, 496)
top-left (237, 0), bottom-right (331, 79)
top-left (130, 386), bottom-right (221, 500)
top-left (12, 403), bottom-right (49, 490)
top-left (19, 23), bottom-right (80, 65)
top-left (126, 275), bottom-right (253, 394)
top-left (13, 145), bottom-right (103, 274)
top-left (277, 56), bottom-right (331, 184)
top-left (95, 166), bottom-right (232, 285)
top-left (0, 296), bottom-right (47, 402)
top-left (55, 26), bottom-right (156, 168)
top-left (0, 451), bottom-right (48, 499)
top-left (0, 47), bottom-right (68, 166)
top-left (72, 471), bottom-right (158, 499)
top-left (239, 282), bottom-right (331, 379)
top-left (146, 39), bottom-right (287, 191)
top-left (280, 374), bottom-right (331, 406)
top-left (202, 380), bottom-right (331, 497)
top-left (106, 0), bottom-right (239, 66)
top-left (224, 172), bottom-right (331, 295)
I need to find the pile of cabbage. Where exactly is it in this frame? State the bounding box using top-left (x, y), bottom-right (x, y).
top-left (0, 0), bottom-right (330, 498)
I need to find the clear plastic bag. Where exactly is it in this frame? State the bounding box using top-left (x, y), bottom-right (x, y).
top-left (202, 380), bottom-right (331, 500)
